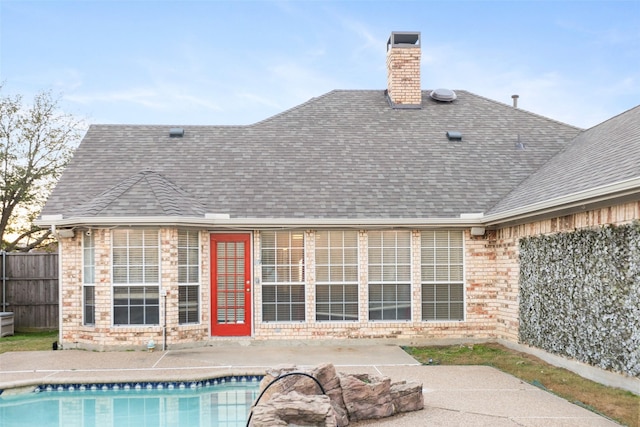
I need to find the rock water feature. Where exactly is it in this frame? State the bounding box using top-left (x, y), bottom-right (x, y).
top-left (248, 363), bottom-right (424, 426)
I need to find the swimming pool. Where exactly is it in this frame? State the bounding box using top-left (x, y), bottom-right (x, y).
top-left (0, 376), bottom-right (261, 427)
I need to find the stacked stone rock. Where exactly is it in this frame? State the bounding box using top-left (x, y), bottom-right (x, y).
top-left (249, 363), bottom-right (424, 426)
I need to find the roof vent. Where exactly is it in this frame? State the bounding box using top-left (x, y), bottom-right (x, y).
top-left (446, 131), bottom-right (462, 141)
top-left (169, 127), bottom-right (184, 137)
top-left (430, 88), bottom-right (457, 102)
top-left (511, 94), bottom-right (519, 108)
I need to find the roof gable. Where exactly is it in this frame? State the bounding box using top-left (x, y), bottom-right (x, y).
top-left (70, 170), bottom-right (206, 217)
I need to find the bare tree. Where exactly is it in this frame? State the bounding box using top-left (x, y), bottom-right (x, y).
top-left (0, 85), bottom-right (84, 252)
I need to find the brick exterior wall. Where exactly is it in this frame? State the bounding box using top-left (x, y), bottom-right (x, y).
top-left (386, 45), bottom-right (421, 106)
top-left (60, 229), bottom-right (212, 350)
top-left (493, 200), bottom-right (640, 342)
top-left (57, 200), bottom-right (639, 349)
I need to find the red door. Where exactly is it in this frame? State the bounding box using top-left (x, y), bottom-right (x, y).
top-left (210, 234), bottom-right (252, 336)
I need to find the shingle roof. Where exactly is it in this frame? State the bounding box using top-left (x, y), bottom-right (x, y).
top-left (41, 90), bottom-right (582, 222)
top-left (69, 170), bottom-right (207, 217)
top-left (489, 105), bottom-right (640, 215)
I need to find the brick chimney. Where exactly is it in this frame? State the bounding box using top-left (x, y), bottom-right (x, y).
top-left (386, 31), bottom-right (421, 107)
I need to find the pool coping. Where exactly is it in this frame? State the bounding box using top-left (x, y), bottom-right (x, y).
top-left (0, 367), bottom-right (268, 396)
top-left (0, 374), bottom-right (264, 398)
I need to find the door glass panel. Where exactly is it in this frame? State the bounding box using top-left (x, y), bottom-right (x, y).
top-left (216, 241), bottom-right (245, 325)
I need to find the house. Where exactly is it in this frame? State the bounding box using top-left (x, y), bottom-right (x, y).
top-left (36, 32), bottom-right (640, 353)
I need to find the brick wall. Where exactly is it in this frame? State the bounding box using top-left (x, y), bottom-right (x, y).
top-left (58, 199), bottom-right (639, 349)
top-left (61, 228), bottom-right (212, 350)
top-left (251, 229), bottom-right (498, 341)
top-left (61, 227), bottom-right (501, 348)
top-left (493, 200), bottom-right (640, 342)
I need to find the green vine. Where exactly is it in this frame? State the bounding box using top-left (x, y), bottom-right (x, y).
top-left (519, 221), bottom-right (640, 377)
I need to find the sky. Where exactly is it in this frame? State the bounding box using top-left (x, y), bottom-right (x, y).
top-left (1, 0), bottom-right (639, 130)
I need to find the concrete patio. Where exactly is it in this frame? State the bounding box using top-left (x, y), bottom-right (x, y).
top-left (0, 342), bottom-right (623, 426)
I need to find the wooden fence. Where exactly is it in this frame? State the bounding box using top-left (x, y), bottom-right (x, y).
top-left (0, 252), bottom-right (58, 330)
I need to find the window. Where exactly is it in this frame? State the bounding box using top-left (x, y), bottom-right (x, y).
top-left (112, 229), bottom-right (160, 325)
top-left (261, 231), bottom-right (305, 322)
top-left (315, 230), bottom-right (359, 321)
top-left (178, 230), bottom-right (200, 324)
top-left (421, 230), bottom-right (464, 321)
top-left (83, 232), bottom-right (95, 325)
top-left (368, 231), bottom-right (411, 321)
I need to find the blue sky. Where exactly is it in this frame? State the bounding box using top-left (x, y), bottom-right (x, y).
top-left (1, 0), bottom-right (638, 129)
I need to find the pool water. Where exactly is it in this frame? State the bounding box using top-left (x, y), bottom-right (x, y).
top-left (0, 379), bottom-right (260, 427)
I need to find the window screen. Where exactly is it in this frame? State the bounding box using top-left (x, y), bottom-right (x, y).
top-left (261, 231), bottom-right (305, 322)
top-left (112, 229), bottom-right (160, 325)
top-left (368, 230), bottom-right (411, 321)
top-left (178, 230), bottom-right (200, 324)
top-left (83, 232), bottom-right (95, 325)
top-left (315, 230), bottom-right (359, 321)
top-left (421, 230), bottom-right (464, 321)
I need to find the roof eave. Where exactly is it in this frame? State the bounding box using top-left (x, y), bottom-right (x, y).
top-left (34, 215), bottom-right (484, 230)
top-left (484, 177), bottom-right (640, 227)
top-left (36, 177), bottom-right (640, 232)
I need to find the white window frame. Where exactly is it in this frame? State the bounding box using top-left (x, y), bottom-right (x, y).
top-left (315, 230), bottom-right (359, 322)
top-left (178, 229), bottom-right (200, 325)
top-left (260, 231), bottom-right (305, 322)
top-left (367, 230), bottom-right (412, 321)
top-left (421, 230), bottom-right (465, 321)
top-left (111, 229), bottom-right (160, 326)
top-left (82, 231), bottom-right (96, 326)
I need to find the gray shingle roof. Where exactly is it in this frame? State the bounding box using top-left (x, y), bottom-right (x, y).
top-left (69, 170), bottom-right (206, 217)
top-left (41, 90), bottom-right (583, 222)
top-left (489, 105), bottom-right (640, 215)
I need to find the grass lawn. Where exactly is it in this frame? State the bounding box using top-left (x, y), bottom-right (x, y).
top-left (405, 343), bottom-right (639, 427)
top-left (0, 330), bottom-right (58, 354)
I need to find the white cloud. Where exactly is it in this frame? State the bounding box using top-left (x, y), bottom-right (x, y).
top-left (265, 61), bottom-right (339, 101)
top-left (65, 88), bottom-right (165, 109)
top-left (236, 92), bottom-right (283, 111)
top-left (65, 84), bottom-right (222, 113)
top-left (417, 40), bottom-right (639, 128)
top-left (337, 15), bottom-right (379, 51)
top-left (52, 68), bottom-right (84, 92)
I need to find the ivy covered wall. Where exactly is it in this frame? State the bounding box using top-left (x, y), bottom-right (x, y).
top-left (519, 221), bottom-right (640, 377)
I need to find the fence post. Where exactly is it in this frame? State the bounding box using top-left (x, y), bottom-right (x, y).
top-left (1, 250), bottom-right (6, 312)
